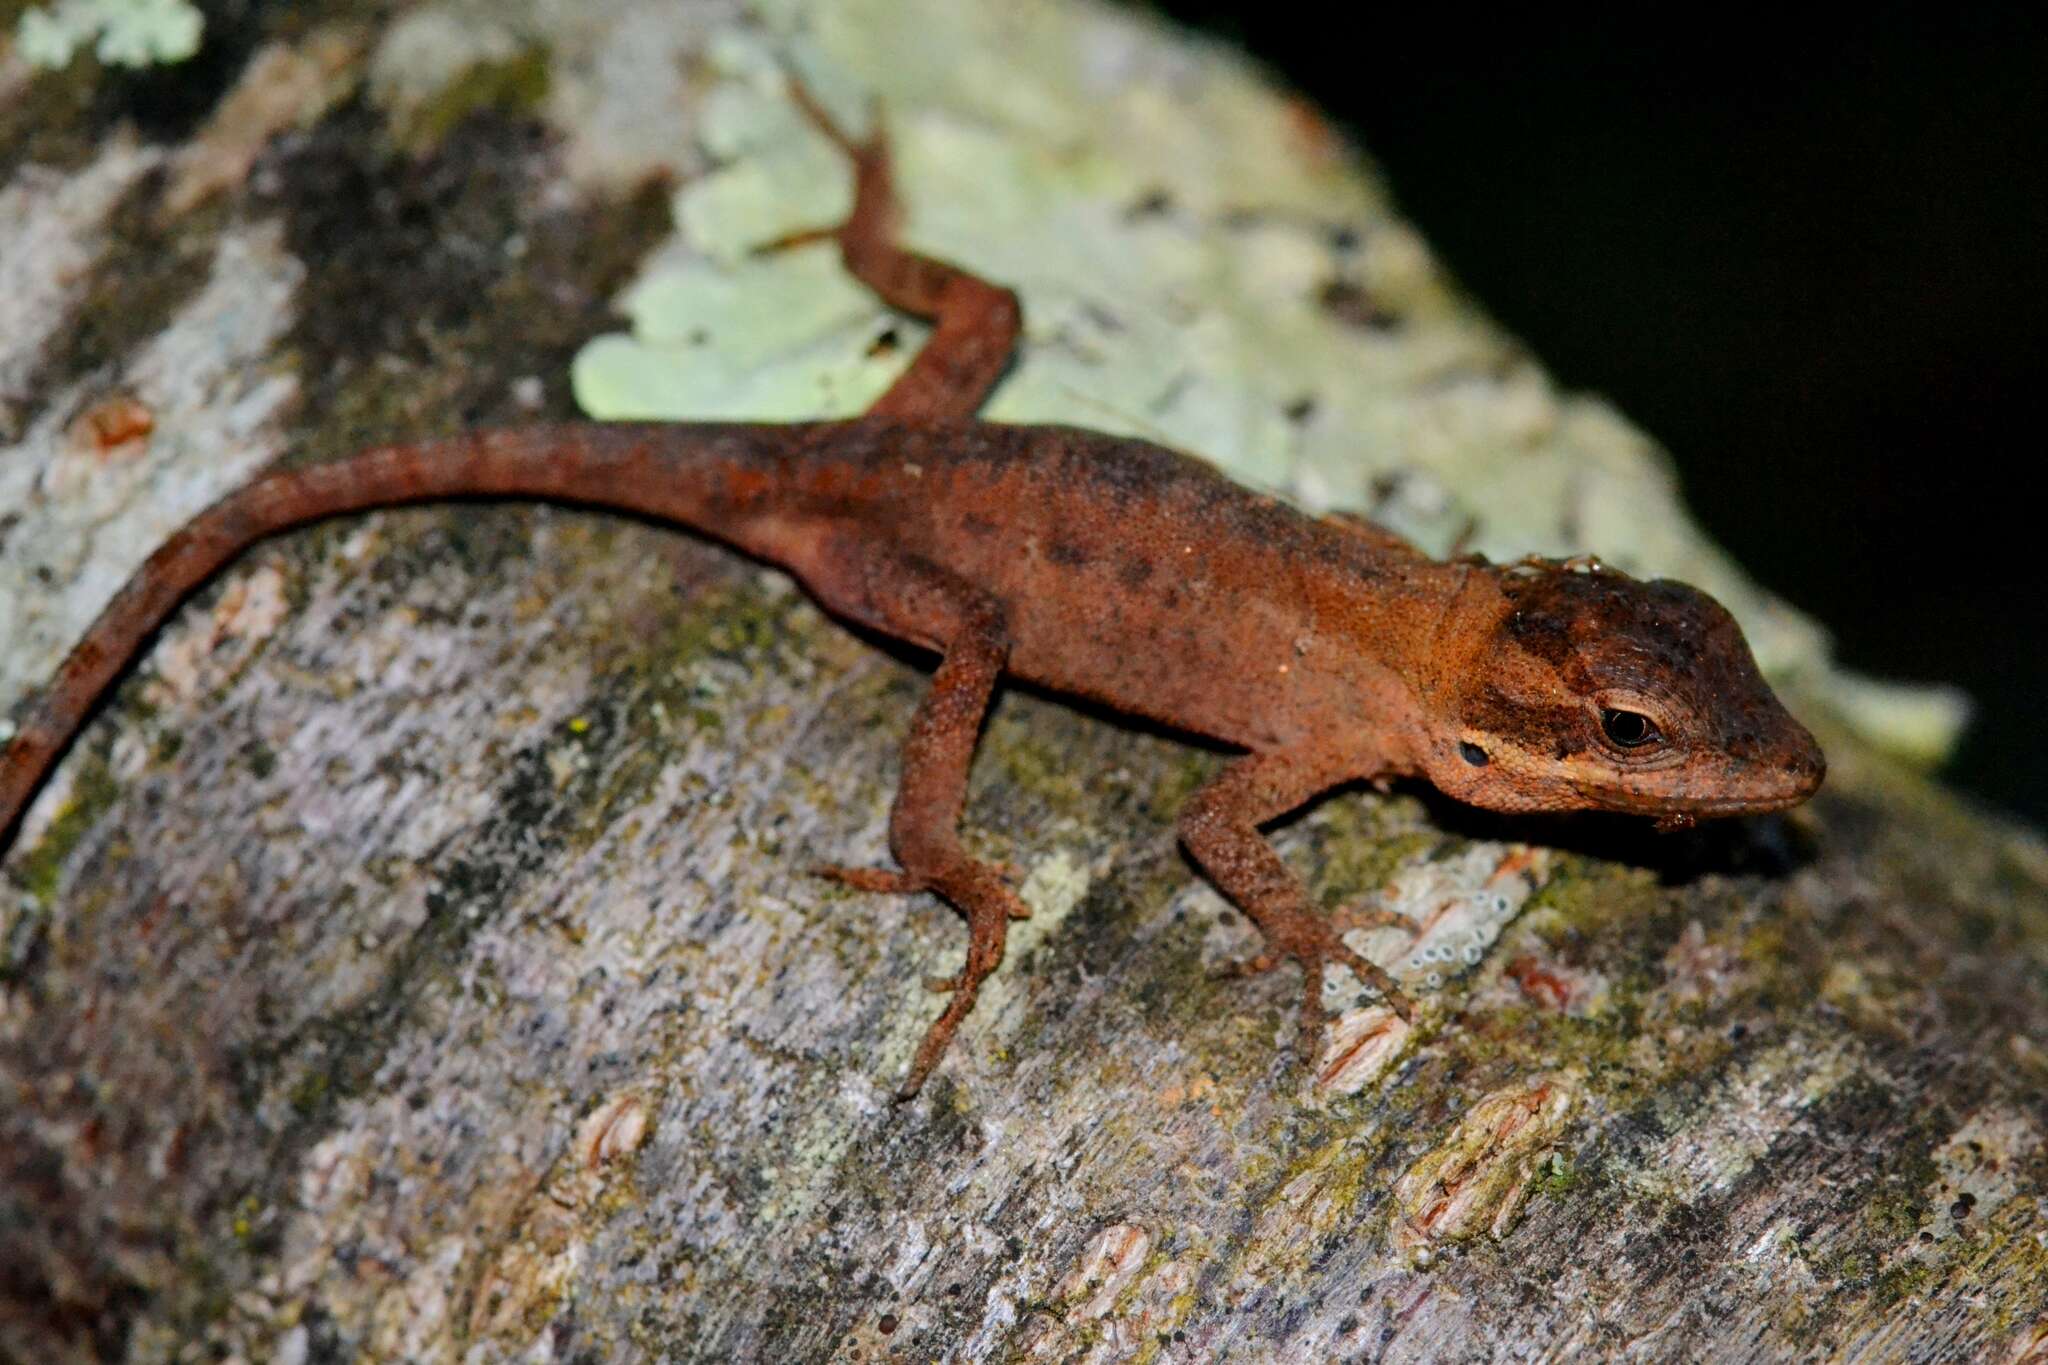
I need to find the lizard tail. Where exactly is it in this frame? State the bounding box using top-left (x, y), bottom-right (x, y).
top-left (0, 421), bottom-right (802, 854)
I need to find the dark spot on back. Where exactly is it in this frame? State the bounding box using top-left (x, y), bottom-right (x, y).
top-left (1046, 537), bottom-right (1090, 568)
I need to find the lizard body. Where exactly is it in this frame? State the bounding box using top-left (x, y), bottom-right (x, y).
top-left (0, 88), bottom-right (1823, 1095)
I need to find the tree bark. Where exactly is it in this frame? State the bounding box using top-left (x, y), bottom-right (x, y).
top-left (2, 3), bottom-right (2043, 1362)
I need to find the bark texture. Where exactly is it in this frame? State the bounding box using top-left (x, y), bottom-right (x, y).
top-left (2, 3), bottom-right (2044, 1363)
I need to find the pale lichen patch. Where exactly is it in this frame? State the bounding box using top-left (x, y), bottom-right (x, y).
top-left (1375, 843), bottom-right (1552, 996)
top-left (15, 0), bottom-right (203, 70)
top-left (1018, 847), bottom-right (1093, 922)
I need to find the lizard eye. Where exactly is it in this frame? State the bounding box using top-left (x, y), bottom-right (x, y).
top-left (1600, 708), bottom-right (1662, 749)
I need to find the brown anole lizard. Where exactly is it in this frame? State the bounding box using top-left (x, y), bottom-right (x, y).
top-left (0, 86), bottom-right (1824, 1097)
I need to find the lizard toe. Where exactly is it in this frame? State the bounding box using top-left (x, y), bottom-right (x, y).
top-left (814, 863), bottom-right (927, 894)
top-left (1329, 901), bottom-right (1415, 935)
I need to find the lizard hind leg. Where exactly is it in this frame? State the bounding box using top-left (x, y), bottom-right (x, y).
top-left (773, 74), bottom-right (1023, 422)
top-left (812, 572), bottom-right (1028, 1098)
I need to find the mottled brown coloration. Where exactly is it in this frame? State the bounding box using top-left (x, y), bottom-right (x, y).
top-left (0, 89), bottom-right (1822, 1096)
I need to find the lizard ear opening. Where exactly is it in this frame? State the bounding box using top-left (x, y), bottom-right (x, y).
top-left (1459, 741), bottom-right (1490, 767)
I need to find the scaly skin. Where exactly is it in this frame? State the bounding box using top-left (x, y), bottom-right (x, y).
top-left (0, 87), bottom-right (1823, 1097)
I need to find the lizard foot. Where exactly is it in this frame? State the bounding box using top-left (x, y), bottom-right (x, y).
top-left (815, 859), bottom-right (1031, 914)
top-left (754, 77), bottom-right (888, 259)
top-left (1329, 901), bottom-right (1415, 935)
top-left (817, 856), bottom-right (1030, 1097)
top-left (1213, 905), bottom-right (1416, 1070)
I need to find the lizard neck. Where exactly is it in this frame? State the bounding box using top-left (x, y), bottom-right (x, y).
top-left (1297, 543), bottom-right (1497, 770)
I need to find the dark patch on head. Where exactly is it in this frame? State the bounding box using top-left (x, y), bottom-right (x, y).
top-left (1493, 563), bottom-right (1816, 771)
top-left (960, 513), bottom-right (998, 538)
top-left (1501, 568), bottom-right (1735, 696)
top-left (1117, 554), bottom-right (1154, 587)
top-left (1466, 682), bottom-right (1585, 746)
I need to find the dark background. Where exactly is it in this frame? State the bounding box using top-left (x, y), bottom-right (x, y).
top-left (1153, 3), bottom-right (2048, 826)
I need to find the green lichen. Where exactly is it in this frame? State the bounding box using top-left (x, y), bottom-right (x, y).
top-left (391, 44), bottom-right (551, 154)
top-left (1306, 820), bottom-right (1438, 911)
top-left (10, 748), bottom-right (121, 905)
top-left (286, 1065), bottom-right (330, 1119)
top-left (1530, 1151), bottom-right (1578, 1198)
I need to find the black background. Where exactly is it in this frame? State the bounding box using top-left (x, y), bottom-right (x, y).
top-left (1153, 3), bottom-right (2048, 826)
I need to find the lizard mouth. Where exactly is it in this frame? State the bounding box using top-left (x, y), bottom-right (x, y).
top-left (1581, 747), bottom-right (1826, 821)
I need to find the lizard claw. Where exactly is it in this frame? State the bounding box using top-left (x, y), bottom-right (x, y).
top-left (814, 864), bottom-right (926, 894)
top-left (783, 72), bottom-right (882, 158)
top-left (754, 224), bottom-right (840, 257)
top-left (1218, 907), bottom-right (1417, 1070)
top-left (1328, 901), bottom-right (1414, 935)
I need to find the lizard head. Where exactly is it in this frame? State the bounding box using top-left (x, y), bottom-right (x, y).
top-left (1419, 560), bottom-right (1825, 824)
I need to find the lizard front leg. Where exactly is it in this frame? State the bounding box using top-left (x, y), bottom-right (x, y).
top-left (816, 561), bottom-right (1026, 1098)
top-left (1178, 749), bottom-right (1417, 1073)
